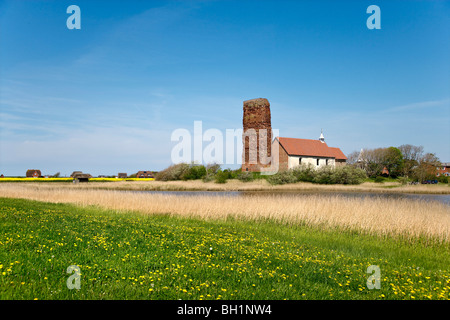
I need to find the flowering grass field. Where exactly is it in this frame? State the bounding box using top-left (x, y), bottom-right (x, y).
top-left (0, 197), bottom-right (449, 300)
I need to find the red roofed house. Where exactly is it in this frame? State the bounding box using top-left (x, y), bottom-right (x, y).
top-left (436, 163), bottom-right (450, 177)
top-left (272, 131), bottom-right (347, 171)
top-left (26, 169), bottom-right (42, 178)
top-left (136, 171), bottom-right (154, 178)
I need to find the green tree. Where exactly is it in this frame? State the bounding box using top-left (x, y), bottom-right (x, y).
top-left (383, 147), bottom-right (404, 178)
top-left (398, 144), bottom-right (424, 177)
top-left (214, 170), bottom-right (229, 184)
top-left (413, 153), bottom-right (440, 182)
top-left (360, 148), bottom-right (385, 177)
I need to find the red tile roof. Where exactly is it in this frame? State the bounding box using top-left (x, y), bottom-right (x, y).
top-left (328, 147), bottom-right (347, 160)
top-left (276, 137), bottom-right (347, 160)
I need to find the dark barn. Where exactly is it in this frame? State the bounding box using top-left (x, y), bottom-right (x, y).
top-left (72, 172), bottom-right (92, 183)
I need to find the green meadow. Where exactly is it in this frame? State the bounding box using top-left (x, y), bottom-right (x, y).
top-left (0, 197), bottom-right (448, 300)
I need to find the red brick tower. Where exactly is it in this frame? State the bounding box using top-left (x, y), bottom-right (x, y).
top-left (242, 98), bottom-right (272, 172)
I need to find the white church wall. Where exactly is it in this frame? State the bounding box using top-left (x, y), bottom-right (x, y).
top-left (287, 155), bottom-right (335, 170)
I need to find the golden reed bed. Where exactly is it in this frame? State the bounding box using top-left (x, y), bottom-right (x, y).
top-left (4, 179), bottom-right (448, 193)
top-left (83, 179), bottom-right (450, 193)
top-left (1, 183), bottom-right (449, 242)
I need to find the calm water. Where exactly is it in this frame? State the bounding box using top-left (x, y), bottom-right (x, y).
top-left (129, 190), bottom-right (450, 205)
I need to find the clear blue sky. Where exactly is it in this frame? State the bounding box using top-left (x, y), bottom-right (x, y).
top-left (1, 0), bottom-right (449, 176)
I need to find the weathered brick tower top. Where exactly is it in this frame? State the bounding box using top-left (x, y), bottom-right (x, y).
top-left (242, 98), bottom-right (272, 172)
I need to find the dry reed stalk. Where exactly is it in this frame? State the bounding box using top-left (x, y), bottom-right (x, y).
top-left (1, 183), bottom-right (449, 242)
top-left (9, 180), bottom-right (448, 194)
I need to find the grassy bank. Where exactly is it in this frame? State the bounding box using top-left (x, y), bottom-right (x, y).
top-left (0, 198), bottom-right (449, 300)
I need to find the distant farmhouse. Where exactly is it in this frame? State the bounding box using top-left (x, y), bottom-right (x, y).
top-left (26, 169), bottom-right (42, 178)
top-left (437, 163), bottom-right (450, 177)
top-left (70, 171), bottom-right (82, 178)
top-left (117, 173), bottom-right (127, 178)
top-left (136, 171), bottom-right (154, 178)
top-left (71, 171), bottom-right (92, 183)
top-left (273, 134), bottom-right (347, 171)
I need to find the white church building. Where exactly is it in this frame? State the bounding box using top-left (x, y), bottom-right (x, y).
top-left (272, 131), bottom-right (347, 171)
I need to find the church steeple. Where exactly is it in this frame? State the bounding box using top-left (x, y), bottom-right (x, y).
top-left (319, 129), bottom-right (325, 143)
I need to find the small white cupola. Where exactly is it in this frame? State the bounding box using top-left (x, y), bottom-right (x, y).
top-left (319, 129), bottom-right (325, 143)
